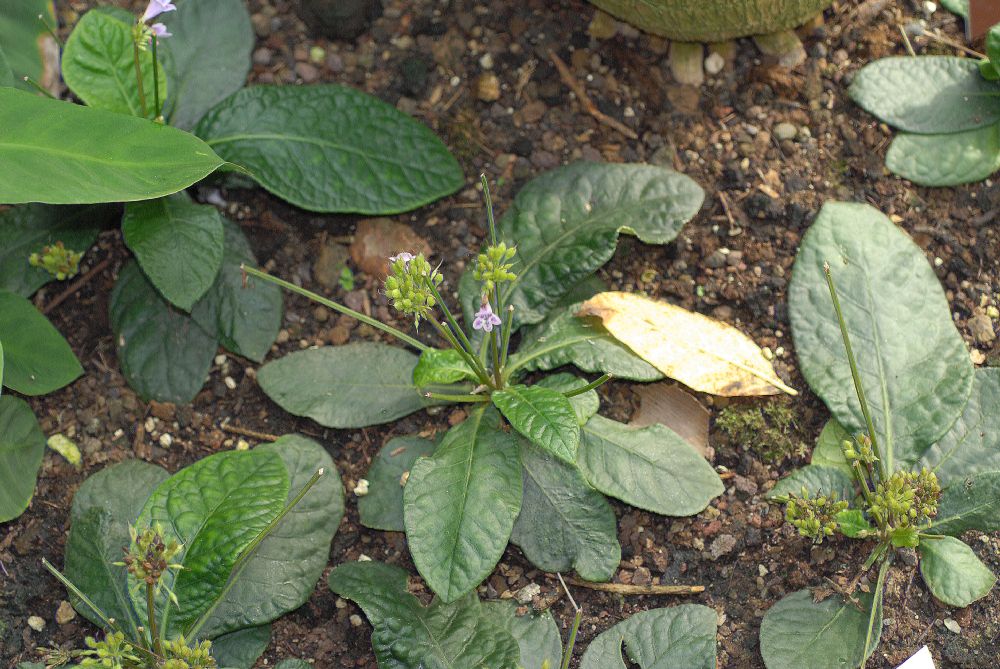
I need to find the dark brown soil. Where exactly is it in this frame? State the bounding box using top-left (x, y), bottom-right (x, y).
top-left (3, 0), bottom-right (999, 667)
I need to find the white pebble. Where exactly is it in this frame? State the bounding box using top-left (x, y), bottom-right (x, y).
top-left (27, 616), bottom-right (45, 632)
top-left (224, 376), bottom-right (237, 390)
top-left (158, 433), bottom-right (173, 448)
top-left (353, 479), bottom-right (370, 496)
top-left (944, 618), bottom-right (961, 634)
top-left (214, 354), bottom-right (227, 366)
top-left (349, 614), bottom-right (363, 627)
top-left (479, 53), bottom-right (494, 70)
top-left (704, 52), bottom-right (725, 75)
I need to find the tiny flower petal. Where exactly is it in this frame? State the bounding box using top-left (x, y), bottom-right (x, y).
top-left (390, 252), bottom-right (415, 264)
top-left (150, 22), bottom-right (172, 38)
top-left (141, 0), bottom-right (176, 22)
top-left (473, 302), bottom-right (502, 332)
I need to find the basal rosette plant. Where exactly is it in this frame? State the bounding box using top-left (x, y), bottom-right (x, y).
top-left (34, 435), bottom-right (342, 669)
top-left (249, 162), bottom-right (730, 604)
top-left (759, 202), bottom-right (1000, 669)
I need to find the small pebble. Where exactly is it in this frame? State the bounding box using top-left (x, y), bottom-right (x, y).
top-left (224, 376), bottom-right (237, 390)
top-left (773, 122), bottom-right (797, 142)
top-left (476, 72), bottom-right (501, 102)
top-left (709, 534), bottom-right (737, 560)
top-left (350, 614), bottom-right (363, 627)
top-left (515, 583), bottom-right (541, 604)
top-left (944, 618), bottom-right (962, 634)
top-left (354, 479), bottom-right (370, 496)
top-left (28, 616), bottom-right (45, 632)
top-left (159, 433), bottom-right (173, 448)
top-left (56, 601), bottom-right (76, 625)
top-left (704, 52), bottom-right (725, 75)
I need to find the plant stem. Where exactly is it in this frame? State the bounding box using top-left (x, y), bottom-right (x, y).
top-left (132, 39), bottom-right (148, 118)
top-left (41, 558), bottom-right (120, 634)
top-left (240, 264), bottom-right (429, 352)
top-left (861, 556), bottom-right (891, 668)
top-left (428, 320), bottom-right (493, 386)
top-left (150, 36), bottom-right (162, 120)
top-left (556, 573), bottom-right (582, 669)
top-left (480, 173), bottom-right (498, 246)
top-left (146, 583), bottom-right (162, 655)
top-left (563, 374), bottom-right (611, 398)
top-left (824, 263), bottom-right (888, 480)
top-left (852, 461), bottom-right (875, 506)
top-left (21, 76), bottom-right (55, 98)
top-left (425, 279), bottom-right (483, 366)
top-left (499, 305), bottom-right (514, 370)
top-left (424, 391), bottom-right (490, 403)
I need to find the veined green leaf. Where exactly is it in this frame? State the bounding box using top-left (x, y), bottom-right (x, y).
top-left (919, 536), bottom-right (996, 607)
top-left (210, 625), bottom-right (271, 669)
top-left (493, 384), bottom-right (580, 463)
top-left (886, 125), bottom-right (1000, 187)
top-left (835, 509), bottom-right (873, 538)
top-left (0, 46), bottom-right (13, 88)
top-left (0, 290), bottom-right (82, 395)
top-left (358, 435), bottom-right (435, 532)
top-left (480, 602), bottom-right (563, 669)
top-left (0, 396), bottom-right (46, 522)
top-left (580, 605), bottom-right (718, 669)
top-left (932, 471), bottom-right (1000, 536)
top-left (0, 0), bottom-right (57, 92)
top-left (535, 372), bottom-right (600, 425)
top-left (412, 348), bottom-right (477, 387)
top-left (809, 419), bottom-right (853, 476)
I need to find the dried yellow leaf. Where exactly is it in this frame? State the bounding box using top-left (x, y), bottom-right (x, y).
top-left (578, 292), bottom-right (796, 397)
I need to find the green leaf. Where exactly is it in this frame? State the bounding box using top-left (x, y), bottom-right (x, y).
top-left (109, 261), bottom-right (218, 403)
top-left (921, 369), bottom-right (1000, 484)
top-left (64, 460), bottom-right (170, 630)
top-left (412, 348), bottom-right (477, 386)
top-left (0, 341), bottom-right (3, 389)
top-left (486, 162), bottom-right (703, 326)
top-left (580, 605), bottom-right (718, 669)
top-left (191, 218), bottom-right (282, 362)
top-left (358, 435), bottom-right (435, 532)
top-left (329, 560), bottom-right (522, 668)
top-left (0, 88), bottom-right (224, 204)
top-left (535, 372), bottom-right (600, 425)
top-left (810, 419), bottom-right (854, 476)
top-left (890, 526), bottom-right (920, 548)
top-left (137, 449), bottom-right (289, 637)
top-left (768, 465), bottom-right (857, 502)
top-left (886, 126), bottom-right (1000, 187)
top-left (480, 602), bottom-right (563, 669)
top-left (123, 194), bottom-right (225, 310)
top-left (189, 436), bottom-right (343, 640)
top-left (788, 202), bottom-right (974, 471)
top-left (940, 0), bottom-right (969, 19)
top-left (986, 26), bottom-right (1000, 80)
top-left (932, 471), bottom-right (1000, 536)
top-left (62, 10), bottom-right (166, 118)
top-left (274, 661), bottom-right (310, 669)
top-left (258, 343), bottom-right (434, 428)
top-left (759, 590), bottom-right (881, 669)
top-left (509, 304), bottom-right (663, 382)
top-left (578, 415), bottom-right (723, 516)
top-left (0, 46), bottom-right (13, 87)
top-left (0, 290), bottom-right (82, 395)
top-left (835, 509), bottom-right (873, 539)
top-left (0, 396), bottom-right (46, 522)
top-left (0, 204), bottom-right (112, 297)
top-left (849, 56), bottom-right (1000, 133)
top-left (510, 439), bottom-right (620, 582)
top-left (210, 625), bottom-right (271, 669)
top-left (404, 407), bottom-right (522, 603)
top-left (196, 85), bottom-right (463, 214)
top-left (493, 384), bottom-right (580, 463)
top-left (159, 0), bottom-right (253, 129)
top-left (0, 0), bottom-right (56, 92)
top-left (919, 536), bottom-right (996, 607)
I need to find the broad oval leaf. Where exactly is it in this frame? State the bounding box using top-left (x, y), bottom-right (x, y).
top-left (0, 46), bottom-right (12, 87)
top-left (0, 0), bottom-right (57, 92)
top-left (535, 372), bottom-right (600, 426)
top-left (109, 261), bottom-right (218, 403)
top-left (578, 415), bottom-right (723, 516)
top-left (580, 605), bottom-right (718, 669)
top-left (258, 343), bottom-right (432, 428)
top-left (789, 202), bottom-right (974, 472)
top-left (480, 602), bottom-right (563, 669)
top-left (849, 56), bottom-right (1000, 134)
top-left (0, 88), bottom-right (224, 204)
top-left (932, 471), bottom-right (1000, 536)
top-left (0, 290), bottom-right (82, 395)
top-left (404, 407), bottom-right (523, 603)
top-left (810, 419), bottom-right (853, 475)
top-left (940, 0), bottom-right (969, 18)
top-left (768, 465), bottom-right (857, 503)
top-left (210, 624), bottom-right (271, 669)
top-left (196, 85), bottom-right (463, 214)
top-left (759, 589), bottom-right (881, 669)
top-left (510, 439), bottom-right (620, 582)
top-left (123, 194), bottom-right (225, 310)
top-left (487, 162), bottom-right (704, 325)
top-left (886, 126), bottom-right (1000, 187)
top-left (62, 10), bottom-right (166, 118)
top-left (919, 536), bottom-right (996, 607)
top-left (492, 384), bottom-right (580, 463)
top-left (0, 396), bottom-right (46, 522)
top-left (358, 435), bottom-right (436, 532)
top-left (580, 292), bottom-right (793, 396)
top-left (159, 0), bottom-right (253, 129)
top-left (412, 348), bottom-right (477, 387)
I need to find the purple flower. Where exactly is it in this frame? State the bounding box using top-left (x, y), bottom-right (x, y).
top-left (150, 22), bottom-right (172, 39)
top-left (473, 302), bottom-right (502, 332)
top-left (141, 0), bottom-right (177, 22)
top-left (390, 252), bottom-right (415, 265)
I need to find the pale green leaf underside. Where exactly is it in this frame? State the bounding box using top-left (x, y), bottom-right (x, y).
top-left (886, 125), bottom-right (1000, 187)
top-left (919, 536), bottom-right (996, 607)
top-left (580, 605), bottom-right (718, 669)
top-left (932, 471), bottom-right (1000, 536)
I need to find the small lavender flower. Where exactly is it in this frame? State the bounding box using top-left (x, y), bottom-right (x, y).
top-left (389, 252), bottom-right (415, 266)
top-left (141, 0), bottom-right (177, 22)
top-left (150, 22), bottom-right (172, 39)
top-left (473, 302), bottom-right (502, 332)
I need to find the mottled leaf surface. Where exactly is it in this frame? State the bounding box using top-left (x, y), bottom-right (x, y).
top-left (0, 396), bottom-right (46, 522)
top-left (886, 125), bottom-right (1000, 187)
top-left (493, 384), bottom-right (580, 463)
top-left (580, 605), bottom-right (717, 669)
top-left (480, 602), bottom-right (562, 669)
top-left (535, 373), bottom-right (600, 425)
top-left (919, 536), bottom-right (996, 607)
top-left (358, 435), bottom-right (435, 532)
top-left (932, 471), bottom-right (1000, 536)
top-left (210, 624), bottom-right (271, 669)
top-left (412, 348), bottom-right (477, 386)
top-left (920, 369), bottom-right (1000, 484)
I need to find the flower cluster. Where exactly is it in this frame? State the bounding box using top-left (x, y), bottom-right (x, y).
top-left (161, 637), bottom-right (217, 669)
top-left (473, 241), bottom-right (517, 294)
top-left (841, 434), bottom-right (878, 465)
top-left (118, 523), bottom-right (183, 587)
top-left (383, 253), bottom-right (443, 326)
top-left (77, 631), bottom-right (141, 669)
top-left (784, 487), bottom-right (849, 543)
top-left (868, 468), bottom-right (941, 533)
top-left (29, 241), bottom-right (83, 281)
top-left (135, 0), bottom-right (174, 49)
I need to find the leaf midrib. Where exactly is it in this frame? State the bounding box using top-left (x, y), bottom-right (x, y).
top-left (0, 141), bottom-right (215, 170)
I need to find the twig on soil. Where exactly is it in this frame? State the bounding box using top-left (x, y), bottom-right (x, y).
top-left (548, 49), bottom-right (639, 140)
top-left (565, 577), bottom-right (704, 596)
top-left (221, 423), bottom-right (280, 442)
top-left (898, 25), bottom-right (917, 58)
top-left (925, 29), bottom-right (985, 59)
top-left (41, 257), bottom-right (111, 315)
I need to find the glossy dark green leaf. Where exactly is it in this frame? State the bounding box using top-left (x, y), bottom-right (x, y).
top-left (404, 407), bottom-right (522, 603)
top-left (0, 290), bottom-right (82, 395)
top-left (886, 126), bottom-right (1000, 187)
top-left (487, 163), bottom-right (704, 325)
top-left (109, 261), bottom-right (218, 403)
top-left (919, 536), bottom-right (996, 607)
top-left (760, 590), bottom-right (881, 669)
top-left (210, 624), bottom-right (271, 669)
top-left (159, 0), bottom-right (253, 129)
top-left (932, 471), bottom-right (1000, 536)
top-left (580, 605), bottom-right (718, 669)
top-left (810, 419), bottom-right (853, 476)
top-left (789, 202), bottom-right (973, 471)
top-left (191, 436), bottom-right (343, 640)
top-left (64, 460), bottom-right (170, 631)
top-left (835, 510), bottom-right (873, 539)
top-left (358, 435), bottom-right (435, 532)
top-left (0, 204), bottom-right (111, 297)
top-left (493, 384), bottom-right (580, 463)
top-left (123, 194), bottom-right (225, 310)
top-left (768, 465), bottom-right (857, 503)
top-left (412, 348), bottom-right (477, 386)
top-left (480, 602), bottom-right (562, 669)
top-left (578, 415), bottom-right (723, 516)
top-left (62, 10), bottom-right (166, 118)
top-left (850, 57), bottom-right (1000, 133)
top-left (0, 88), bottom-right (224, 204)
top-left (136, 449), bottom-right (289, 637)
top-left (509, 305), bottom-right (662, 382)
top-left (511, 439), bottom-right (620, 582)
top-left (258, 343), bottom-right (434, 428)
top-left (0, 396), bottom-right (46, 522)
top-left (196, 85), bottom-right (463, 214)
top-left (0, 0), bottom-right (56, 92)
top-left (535, 372), bottom-right (600, 426)
top-left (191, 218), bottom-right (282, 362)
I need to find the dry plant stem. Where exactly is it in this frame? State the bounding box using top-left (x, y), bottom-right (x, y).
top-left (926, 29), bottom-right (985, 59)
top-left (548, 49), bottom-right (639, 140)
top-left (898, 24), bottom-right (917, 57)
top-left (42, 257), bottom-right (111, 314)
top-left (565, 577), bottom-right (705, 595)
top-left (220, 423), bottom-right (280, 442)
top-left (557, 573), bottom-right (583, 669)
top-left (147, 583), bottom-right (162, 655)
